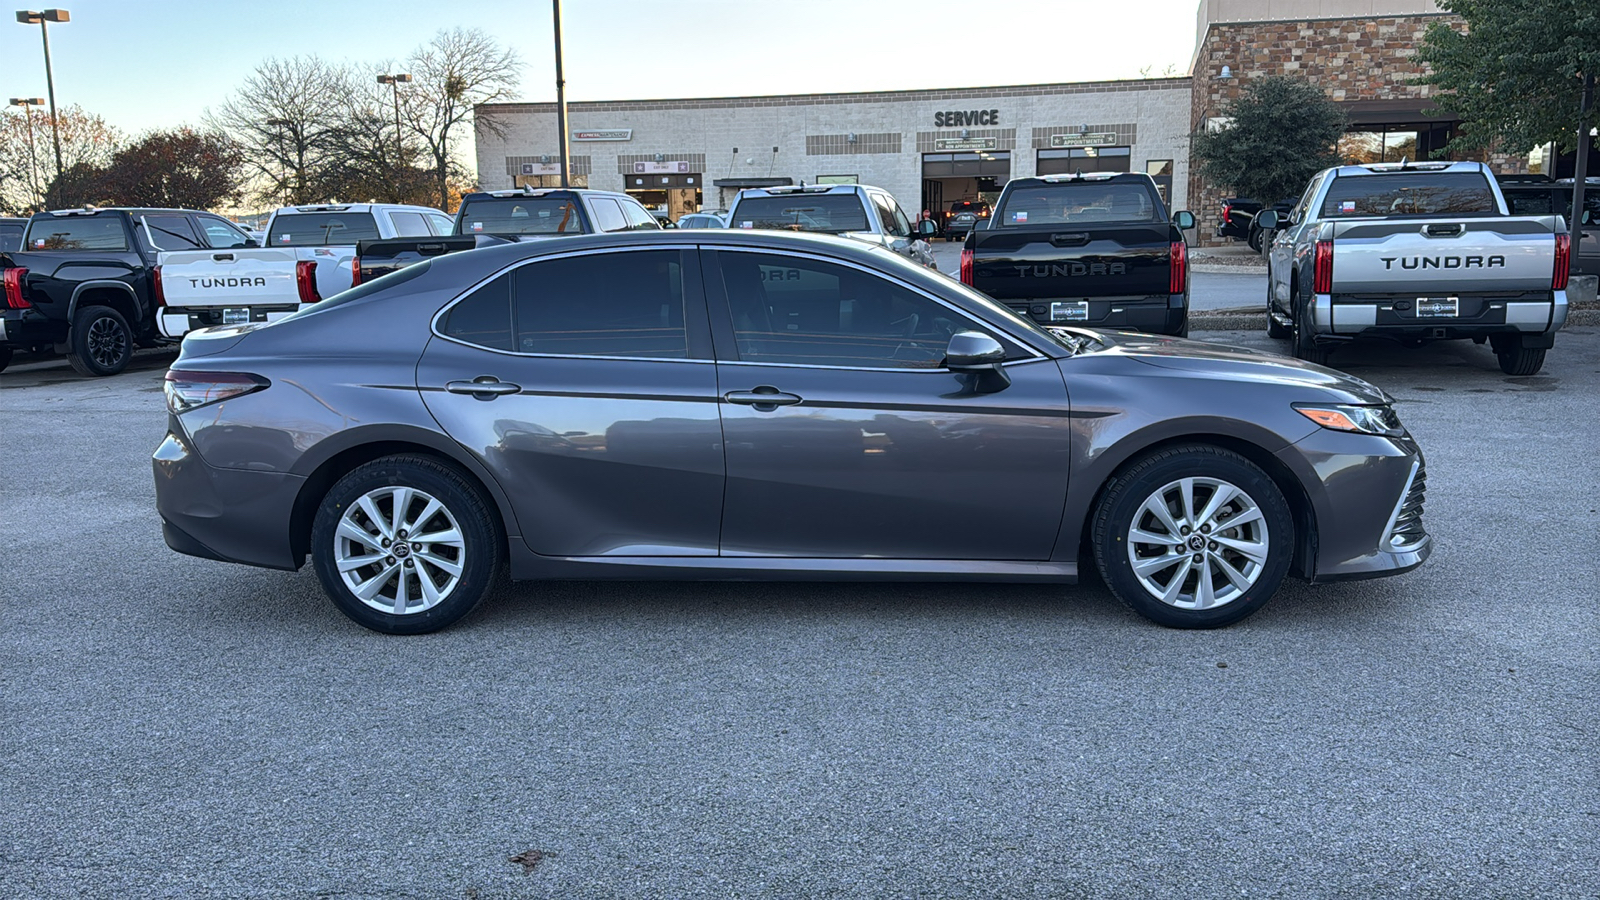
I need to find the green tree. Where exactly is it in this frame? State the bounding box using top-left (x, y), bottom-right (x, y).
top-left (1417, 0), bottom-right (1600, 156)
top-left (1192, 77), bottom-right (1347, 203)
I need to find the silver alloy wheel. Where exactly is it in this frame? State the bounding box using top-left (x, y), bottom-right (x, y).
top-left (1126, 476), bottom-right (1270, 610)
top-left (334, 486), bottom-right (465, 615)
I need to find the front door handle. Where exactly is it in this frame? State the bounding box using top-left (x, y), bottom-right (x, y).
top-left (724, 386), bottom-right (802, 409)
top-left (445, 377), bottom-right (522, 399)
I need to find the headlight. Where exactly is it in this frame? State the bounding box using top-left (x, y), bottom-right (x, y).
top-left (1293, 403), bottom-right (1404, 437)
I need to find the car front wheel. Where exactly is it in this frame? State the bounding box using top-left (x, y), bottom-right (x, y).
top-left (1092, 445), bottom-right (1295, 628)
top-left (311, 455), bottom-right (502, 634)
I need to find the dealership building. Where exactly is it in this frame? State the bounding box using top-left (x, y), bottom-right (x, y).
top-left (475, 0), bottom-right (1583, 243)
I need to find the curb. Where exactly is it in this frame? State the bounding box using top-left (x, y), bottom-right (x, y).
top-left (1192, 264), bottom-right (1266, 275)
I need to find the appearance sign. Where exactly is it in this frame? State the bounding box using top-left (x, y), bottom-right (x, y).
top-left (572, 129), bottom-right (632, 141)
top-left (1050, 132), bottom-right (1117, 147)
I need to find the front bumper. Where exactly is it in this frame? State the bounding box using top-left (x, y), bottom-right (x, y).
top-left (153, 422), bottom-right (305, 571)
top-left (1279, 428), bottom-right (1431, 583)
top-left (1004, 294), bottom-right (1187, 336)
top-left (1308, 291), bottom-right (1567, 341)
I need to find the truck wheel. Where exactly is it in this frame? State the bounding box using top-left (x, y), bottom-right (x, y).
top-left (1265, 267), bottom-right (1290, 338)
top-left (0, 346), bottom-right (12, 373)
top-left (1291, 299), bottom-right (1330, 366)
top-left (1496, 345), bottom-right (1546, 376)
top-left (1247, 226), bottom-right (1264, 253)
top-left (67, 305), bottom-right (133, 377)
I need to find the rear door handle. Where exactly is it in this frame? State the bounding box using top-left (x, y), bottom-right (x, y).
top-left (1050, 233), bottom-right (1090, 247)
top-left (724, 386), bottom-right (802, 409)
top-left (445, 377), bottom-right (521, 399)
top-left (212, 253), bottom-right (234, 261)
top-left (1423, 224), bottom-right (1463, 237)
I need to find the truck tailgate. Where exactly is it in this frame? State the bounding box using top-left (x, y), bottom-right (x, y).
top-left (158, 249), bottom-right (302, 308)
top-left (972, 224), bottom-right (1174, 300)
top-left (1329, 216), bottom-right (1560, 294)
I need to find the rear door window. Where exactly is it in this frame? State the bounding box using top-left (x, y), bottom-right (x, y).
top-left (142, 215), bottom-right (204, 251)
top-left (268, 212), bottom-right (381, 246)
top-left (1320, 172), bottom-right (1500, 217)
top-left (620, 200), bottom-right (661, 231)
top-left (439, 273), bottom-right (513, 351)
top-left (24, 215), bottom-right (129, 251)
top-left (589, 198), bottom-right (629, 233)
top-left (511, 250), bottom-right (687, 357)
top-left (425, 213), bottom-right (455, 235)
top-left (388, 211), bottom-right (431, 237)
top-left (0, 223), bottom-right (24, 252)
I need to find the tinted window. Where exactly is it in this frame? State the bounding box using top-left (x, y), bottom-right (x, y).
top-left (24, 215), bottom-right (129, 251)
top-left (142, 215), bottom-right (204, 251)
top-left (268, 212), bottom-right (381, 246)
top-left (457, 198), bottom-right (584, 235)
top-left (998, 182), bottom-right (1160, 225)
top-left (198, 217), bottom-right (250, 249)
top-left (439, 273), bottom-right (513, 351)
top-left (1320, 173), bottom-right (1499, 217)
top-left (718, 252), bottom-right (974, 369)
top-left (1503, 190), bottom-right (1553, 216)
top-left (512, 250), bottom-right (687, 358)
top-left (426, 213), bottom-right (455, 235)
top-left (620, 200), bottom-right (661, 231)
top-left (389, 211), bottom-right (431, 237)
top-left (732, 194), bottom-right (870, 234)
top-left (589, 198), bottom-right (628, 233)
top-left (0, 223), bottom-right (23, 252)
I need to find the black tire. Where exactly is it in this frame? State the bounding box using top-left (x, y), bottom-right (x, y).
top-left (1290, 296), bottom-right (1330, 366)
top-left (1496, 345), bottom-right (1546, 376)
top-left (1091, 445), bottom-right (1295, 629)
top-left (67, 305), bottom-right (132, 377)
top-left (311, 454), bottom-right (503, 635)
top-left (1265, 266), bottom-right (1291, 338)
top-left (0, 346), bottom-right (12, 373)
top-left (1247, 226), bottom-right (1264, 253)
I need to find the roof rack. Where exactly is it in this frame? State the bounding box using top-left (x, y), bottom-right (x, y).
top-left (293, 204), bottom-right (353, 212)
top-left (1039, 172), bottom-right (1120, 183)
top-left (1360, 160), bottom-right (1452, 172)
top-left (47, 205), bottom-right (101, 216)
top-left (760, 184), bottom-right (836, 194)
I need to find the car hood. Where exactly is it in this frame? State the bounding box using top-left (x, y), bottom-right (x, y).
top-left (1079, 330), bottom-right (1392, 405)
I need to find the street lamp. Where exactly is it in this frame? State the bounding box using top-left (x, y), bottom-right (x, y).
top-left (8, 96), bottom-right (45, 210)
top-left (15, 8), bottom-right (69, 188)
top-left (376, 73), bottom-right (411, 164)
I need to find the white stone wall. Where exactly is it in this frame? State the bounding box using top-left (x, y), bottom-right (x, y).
top-left (474, 79), bottom-right (1195, 216)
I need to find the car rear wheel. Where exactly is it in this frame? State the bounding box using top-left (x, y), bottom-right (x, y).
top-left (311, 455), bottom-right (502, 635)
top-left (1092, 445), bottom-right (1294, 628)
top-left (1290, 297), bottom-right (1330, 366)
top-left (68, 305), bottom-right (132, 377)
top-left (1494, 344), bottom-right (1546, 376)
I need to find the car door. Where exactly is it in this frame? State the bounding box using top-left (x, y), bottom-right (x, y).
top-left (416, 246), bottom-right (725, 557)
top-left (704, 247), bottom-right (1072, 560)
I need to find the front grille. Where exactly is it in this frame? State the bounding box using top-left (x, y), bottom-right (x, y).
top-left (1389, 459), bottom-right (1427, 549)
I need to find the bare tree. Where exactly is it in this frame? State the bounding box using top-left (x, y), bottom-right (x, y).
top-left (207, 56), bottom-right (344, 206)
top-left (402, 28), bottom-right (521, 211)
top-left (318, 63), bottom-right (436, 206)
top-left (0, 105), bottom-right (119, 213)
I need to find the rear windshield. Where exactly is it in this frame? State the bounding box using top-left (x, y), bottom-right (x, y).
top-left (997, 182), bottom-right (1162, 226)
top-left (457, 198), bottom-right (585, 235)
top-left (732, 194), bottom-right (870, 234)
top-left (0, 223), bottom-right (22, 252)
top-left (1320, 173), bottom-right (1500, 218)
top-left (22, 215), bottom-right (129, 251)
top-left (267, 212), bottom-right (381, 247)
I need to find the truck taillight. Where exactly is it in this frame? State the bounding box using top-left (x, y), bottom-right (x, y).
top-left (1552, 233), bottom-right (1571, 291)
top-left (1222, 203), bottom-right (1232, 225)
top-left (1169, 240), bottom-right (1187, 294)
top-left (959, 247), bottom-right (974, 285)
top-left (349, 257), bottom-right (362, 287)
top-left (296, 260), bottom-right (321, 303)
top-left (152, 265), bottom-right (166, 306)
top-left (1314, 239), bottom-right (1334, 294)
top-left (3, 267), bottom-right (30, 309)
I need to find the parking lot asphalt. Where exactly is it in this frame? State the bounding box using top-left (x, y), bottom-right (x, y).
top-left (2, 327), bottom-right (1597, 898)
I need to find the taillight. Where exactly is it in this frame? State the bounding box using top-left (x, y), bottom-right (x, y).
top-left (296, 260), bottom-right (321, 303)
top-left (3, 267), bottom-right (29, 309)
top-left (163, 369), bottom-right (269, 414)
top-left (1222, 203), bottom-right (1233, 225)
top-left (1169, 240), bottom-right (1187, 294)
top-left (1314, 239), bottom-right (1334, 294)
top-left (1552, 233), bottom-right (1571, 291)
top-left (349, 257), bottom-right (362, 287)
top-left (153, 265), bottom-right (166, 306)
top-left (959, 247), bottom-right (974, 285)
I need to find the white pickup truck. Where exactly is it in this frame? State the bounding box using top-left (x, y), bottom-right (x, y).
top-left (153, 203), bottom-right (452, 337)
top-left (1261, 161), bottom-right (1569, 375)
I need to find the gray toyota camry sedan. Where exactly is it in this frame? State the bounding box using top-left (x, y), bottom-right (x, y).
top-left (153, 230), bottom-right (1429, 634)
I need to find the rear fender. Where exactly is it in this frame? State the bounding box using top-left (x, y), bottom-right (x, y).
top-left (69, 280), bottom-right (143, 327)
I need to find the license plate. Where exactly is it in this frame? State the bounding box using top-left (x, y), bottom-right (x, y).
top-left (1415, 297), bottom-right (1458, 318)
top-left (1051, 301), bottom-right (1089, 322)
top-left (222, 308), bottom-right (250, 325)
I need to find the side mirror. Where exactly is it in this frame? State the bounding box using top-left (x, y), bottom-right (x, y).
top-left (244, 238), bottom-right (260, 248)
top-left (1173, 210), bottom-right (1196, 230)
top-left (1256, 210), bottom-right (1280, 230)
top-left (973, 219), bottom-right (989, 232)
top-left (946, 331), bottom-right (1010, 393)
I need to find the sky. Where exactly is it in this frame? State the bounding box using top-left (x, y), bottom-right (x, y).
top-left (2, 0), bottom-right (1199, 163)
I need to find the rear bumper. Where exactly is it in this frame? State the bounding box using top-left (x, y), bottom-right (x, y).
top-left (153, 425), bottom-right (304, 571)
top-left (157, 304), bottom-right (301, 339)
top-left (1004, 294), bottom-right (1187, 336)
top-left (0, 308), bottom-right (66, 348)
top-left (1307, 290), bottom-right (1566, 340)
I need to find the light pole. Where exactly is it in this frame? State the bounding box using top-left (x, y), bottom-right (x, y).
top-left (376, 73), bottom-right (411, 165)
top-left (552, 0), bottom-right (570, 188)
top-left (8, 96), bottom-right (45, 210)
top-left (15, 9), bottom-right (69, 191)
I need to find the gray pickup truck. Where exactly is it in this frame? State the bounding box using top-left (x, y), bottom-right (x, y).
top-left (1261, 161), bottom-right (1569, 375)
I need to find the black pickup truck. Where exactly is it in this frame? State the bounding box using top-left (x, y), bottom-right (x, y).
top-left (961, 172), bottom-right (1196, 336)
top-left (1218, 197), bottom-right (1294, 251)
top-left (353, 187), bottom-right (660, 283)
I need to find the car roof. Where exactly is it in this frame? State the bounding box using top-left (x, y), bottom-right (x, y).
top-left (461, 188), bottom-right (638, 202)
top-left (273, 204), bottom-right (445, 215)
top-left (1326, 160), bottom-right (1490, 178)
top-left (36, 207), bottom-right (204, 218)
top-left (734, 184), bottom-right (882, 199)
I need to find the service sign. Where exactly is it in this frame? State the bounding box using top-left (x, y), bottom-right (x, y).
top-left (934, 137), bottom-right (999, 151)
top-left (572, 129), bottom-right (632, 142)
top-left (633, 161), bottom-right (691, 174)
top-left (1051, 133), bottom-right (1118, 147)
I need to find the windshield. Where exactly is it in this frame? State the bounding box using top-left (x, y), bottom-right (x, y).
top-left (732, 194), bottom-right (870, 234)
top-left (997, 182), bottom-right (1162, 225)
top-left (268, 212), bottom-right (381, 247)
top-left (1321, 172), bottom-right (1500, 218)
top-left (457, 198), bottom-right (585, 235)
